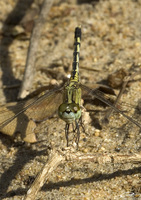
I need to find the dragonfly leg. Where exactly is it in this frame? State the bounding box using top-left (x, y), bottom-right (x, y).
top-left (65, 123), bottom-right (70, 147)
top-left (72, 117), bottom-right (85, 133)
top-left (75, 120), bottom-right (80, 149)
top-left (79, 116), bottom-right (85, 133)
top-left (72, 123), bottom-right (75, 132)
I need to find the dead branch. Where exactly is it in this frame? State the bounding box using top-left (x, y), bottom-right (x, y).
top-left (103, 65), bottom-right (141, 121)
top-left (24, 149), bottom-right (65, 200)
top-left (18, 0), bottom-right (54, 99)
top-left (24, 148), bottom-right (141, 200)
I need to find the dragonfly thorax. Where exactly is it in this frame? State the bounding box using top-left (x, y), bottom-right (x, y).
top-left (64, 81), bottom-right (81, 105)
top-left (58, 103), bottom-right (81, 123)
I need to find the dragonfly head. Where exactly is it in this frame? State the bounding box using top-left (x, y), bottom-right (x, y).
top-left (58, 103), bottom-right (81, 123)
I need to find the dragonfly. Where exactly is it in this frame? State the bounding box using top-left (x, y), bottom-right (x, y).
top-left (0, 26), bottom-right (140, 147)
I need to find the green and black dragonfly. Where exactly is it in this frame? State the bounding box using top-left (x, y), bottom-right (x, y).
top-left (0, 26), bottom-right (140, 146)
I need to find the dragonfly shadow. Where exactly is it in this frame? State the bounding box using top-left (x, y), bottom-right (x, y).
top-left (84, 97), bottom-right (112, 130)
top-left (0, 0), bottom-right (34, 101)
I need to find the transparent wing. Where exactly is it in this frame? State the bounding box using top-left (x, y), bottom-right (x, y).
top-left (25, 87), bottom-right (64, 121)
top-left (80, 83), bottom-right (141, 129)
top-left (0, 87), bottom-right (64, 142)
top-left (0, 86), bottom-right (64, 127)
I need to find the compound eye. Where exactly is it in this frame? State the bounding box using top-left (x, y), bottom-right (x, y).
top-left (59, 103), bottom-right (68, 112)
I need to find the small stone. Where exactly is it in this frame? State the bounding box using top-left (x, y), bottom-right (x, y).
top-left (95, 129), bottom-right (100, 137)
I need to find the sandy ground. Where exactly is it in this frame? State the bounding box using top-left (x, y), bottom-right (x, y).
top-left (0, 0), bottom-right (141, 199)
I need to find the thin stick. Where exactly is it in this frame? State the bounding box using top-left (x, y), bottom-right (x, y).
top-left (24, 149), bottom-right (65, 200)
top-left (103, 69), bottom-right (141, 122)
top-left (24, 148), bottom-right (141, 200)
top-left (18, 0), bottom-right (54, 99)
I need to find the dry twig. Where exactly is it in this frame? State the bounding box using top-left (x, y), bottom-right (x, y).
top-left (103, 66), bottom-right (141, 121)
top-left (24, 148), bottom-right (141, 200)
top-left (18, 0), bottom-right (54, 99)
